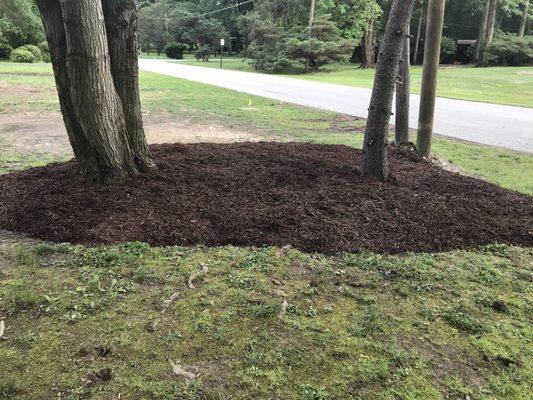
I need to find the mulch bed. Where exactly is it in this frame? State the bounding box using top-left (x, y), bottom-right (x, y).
top-left (0, 142), bottom-right (531, 254)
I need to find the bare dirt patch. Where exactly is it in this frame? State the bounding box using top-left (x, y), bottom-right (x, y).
top-left (0, 112), bottom-right (267, 158)
top-left (0, 80), bottom-right (42, 96)
top-left (0, 143), bottom-right (531, 254)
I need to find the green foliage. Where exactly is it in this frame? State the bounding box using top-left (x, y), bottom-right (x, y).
top-left (9, 47), bottom-right (35, 63)
top-left (298, 384), bottom-right (329, 400)
top-left (440, 36), bottom-right (457, 63)
top-left (244, 15), bottom-right (297, 72)
top-left (245, 14), bottom-right (353, 72)
top-left (164, 41), bottom-right (187, 59)
top-left (485, 33), bottom-right (533, 66)
top-left (0, 42), bottom-right (12, 59)
top-left (138, 2), bottom-right (171, 54)
top-left (0, 0), bottom-right (45, 47)
top-left (443, 309), bottom-right (488, 335)
top-left (18, 44), bottom-right (42, 61)
top-left (37, 40), bottom-right (51, 62)
top-left (286, 17), bottom-right (354, 70)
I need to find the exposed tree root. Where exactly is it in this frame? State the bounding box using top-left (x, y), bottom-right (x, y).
top-left (161, 291), bottom-right (180, 315)
top-left (187, 263), bottom-right (208, 290)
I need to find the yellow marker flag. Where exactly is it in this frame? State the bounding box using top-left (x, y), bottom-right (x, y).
top-left (248, 99), bottom-right (253, 108)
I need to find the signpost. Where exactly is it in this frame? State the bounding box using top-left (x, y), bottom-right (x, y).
top-left (220, 38), bottom-right (225, 69)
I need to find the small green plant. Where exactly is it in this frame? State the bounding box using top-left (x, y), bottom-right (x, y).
top-left (443, 309), bottom-right (487, 335)
top-left (37, 40), bottom-right (50, 62)
top-left (9, 48), bottom-right (34, 63)
top-left (164, 42), bottom-right (187, 59)
top-left (18, 44), bottom-right (42, 61)
top-left (0, 42), bottom-right (12, 59)
top-left (298, 384), bottom-right (329, 400)
top-left (440, 36), bottom-right (456, 63)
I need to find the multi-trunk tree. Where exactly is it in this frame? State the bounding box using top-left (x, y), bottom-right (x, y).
top-left (361, 0), bottom-right (417, 180)
top-left (36, 0), bottom-right (154, 183)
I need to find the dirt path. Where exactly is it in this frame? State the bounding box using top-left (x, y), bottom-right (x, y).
top-left (0, 112), bottom-right (267, 159)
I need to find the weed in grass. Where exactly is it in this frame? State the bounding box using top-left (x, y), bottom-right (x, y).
top-left (443, 308), bottom-right (487, 335)
top-left (348, 305), bottom-right (385, 337)
top-left (14, 244), bottom-right (41, 267)
top-left (298, 384), bottom-right (329, 400)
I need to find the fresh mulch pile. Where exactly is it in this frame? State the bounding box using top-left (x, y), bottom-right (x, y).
top-left (0, 143), bottom-right (531, 254)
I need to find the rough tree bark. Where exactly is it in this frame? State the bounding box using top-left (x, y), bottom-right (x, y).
top-left (416, 0), bottom-right (446, 157)
top-left (395, 26), bottom-right (410, 146)
top-left (35, 0), bottom-right (153, 182)
top-left (360, 18), bottom-right (375, 69)
top-left (519, 0), bottom-right (530, 37)
top-left (362, 0), bottom-right (417, 181)
top-left (102, 0), bottom-right (154, 171)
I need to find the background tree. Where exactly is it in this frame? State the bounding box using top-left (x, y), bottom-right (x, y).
top-left (138, 1), bottom-right (172, 54)
top-left (36, 0), bottom-right (153, 182)
top-left (518, 0), bottom-right (530, 36)
top-left (0, 0), bottom-right (45, 48)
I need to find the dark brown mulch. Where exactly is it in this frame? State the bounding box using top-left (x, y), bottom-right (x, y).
top-left (0, 143), bottom-right (531, 254)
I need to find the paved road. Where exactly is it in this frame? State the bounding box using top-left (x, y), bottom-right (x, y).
top-left (139, 59), bottom-right (533, 153)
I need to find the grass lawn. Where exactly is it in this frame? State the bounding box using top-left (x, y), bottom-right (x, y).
top-left (0, 63), bottom-right (532, 399)
top-left (177, 55), bottom-right (533, 108)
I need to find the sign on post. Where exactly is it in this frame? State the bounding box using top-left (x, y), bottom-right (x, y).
top-left (219, 39), bottom-right (225, 69)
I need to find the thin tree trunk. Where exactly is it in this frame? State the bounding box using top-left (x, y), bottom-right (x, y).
top-left (102, 0), bottom-right (154, 171)
top-left (475, 0), bottom-right (490, 63)
top-left (479, 0), bottom-right (497, 67)
top-left (306, 0), bottom-right (316, 71)
top-left (360, 18), bottom-right (375, 69)
top-left (519, 0), bottom-right (529, 37)
top-left (413, 1), bottom-right (424, 65)
top-left (395, 26), bottom-right (410, 145)
top-left (362, 0), bottom-right (417, 181)
top-left (416, 0), bottom-right (446, 158)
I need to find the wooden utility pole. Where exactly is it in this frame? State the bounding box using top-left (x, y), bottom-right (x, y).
top-left (416, 0), bottom-right (445, 158)
top-left (413, 0), bottom-right (424, 65)
top-left (395, 26), bottom-right (411, 145)
top-left (519, 0), bottom-right (530, 37)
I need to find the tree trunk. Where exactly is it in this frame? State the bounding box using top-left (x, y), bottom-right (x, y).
top-left (35, 0), bottom-right (97, 177)
top-left (36, 0), bottom-right (153, 182)
top-left (416, 0), bottom-right (446, 158)
top-left (362, 0), bottom-right (417, 181)
top-left (395, 26), bottom-right (410, 146)
top-left (474, 0), bottom-right (490, 63)
top-left (306, 0), bottom-right (316, 71)
top-left (360, 18), bottom-right (375, 69)
top-left (102, 0), bottom-right (154, 172)
top-left (413, 0), bottom-right (425, 65)
top-left (519, 0), bottom-right (530, 37)
top-left (478, 0), bottom-right (497, 67)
